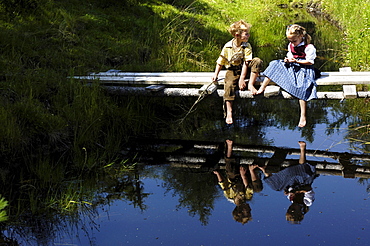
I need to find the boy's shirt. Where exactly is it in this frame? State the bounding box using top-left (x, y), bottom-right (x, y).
top-left (218, 179), bottom-right (254, 201)
top-left (216, 40), bottom-right (253, 68)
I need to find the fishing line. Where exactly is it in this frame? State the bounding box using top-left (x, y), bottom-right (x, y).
top-left (178, 80), bottom-right (221, 124)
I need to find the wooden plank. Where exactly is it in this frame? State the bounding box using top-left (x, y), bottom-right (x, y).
top-left (339, 67), bottom-right (352, 72)
top-left (103, 85), bottom-right (370, 99)
top-left (145, 85), bottom-right (165, 91)
top-left (92, 71), bottom-right (226, 77)
top-left (74, 70), bottom-right (370, 89)
top-left (313, 71), bottom-right (370, 76)
top-left (264, 85), bottom-right (280, 97)
top-left (316, 76), bottom-right (370, 85)
top-left (343, 85), bottom-right (357, 98)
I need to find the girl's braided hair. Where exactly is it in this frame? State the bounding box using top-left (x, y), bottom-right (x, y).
top-left (286, 24), bottom-right (312, 45)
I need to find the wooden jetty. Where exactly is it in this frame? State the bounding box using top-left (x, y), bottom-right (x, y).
top-left (125, 138), bottom-right (370, 179)
top-left (73, 67), bottom-right (370, 99)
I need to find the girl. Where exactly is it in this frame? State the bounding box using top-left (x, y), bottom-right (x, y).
top-left (256, 24), bottom-right (317, 127)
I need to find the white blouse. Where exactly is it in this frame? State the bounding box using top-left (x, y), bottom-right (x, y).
top-left (287, 42), bottom-right (316, 64)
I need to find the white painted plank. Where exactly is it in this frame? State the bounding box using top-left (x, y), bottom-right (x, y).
top-left (316, 76), bottom-right (370, 85)
top-left (74, 70), bottom-right (370, 87)
top-left (264, 85), bottom-right (280, 98)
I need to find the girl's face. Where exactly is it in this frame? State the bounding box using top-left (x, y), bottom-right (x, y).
top-left (287, 34), bottom-right (303, 46)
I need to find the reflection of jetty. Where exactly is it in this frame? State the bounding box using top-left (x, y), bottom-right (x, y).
top-left (74, 68), bottom-right (370, 99)
top-left (126, 139), bottom-right (370, 179)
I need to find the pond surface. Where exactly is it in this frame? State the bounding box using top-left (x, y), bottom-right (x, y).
top-left (3, 100), bottom-right (369, 246)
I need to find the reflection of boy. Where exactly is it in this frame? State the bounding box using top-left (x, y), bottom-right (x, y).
top-left (213, 140), bottom-right (253, 224)
top-left (212, 20), bottom-right (263, 125)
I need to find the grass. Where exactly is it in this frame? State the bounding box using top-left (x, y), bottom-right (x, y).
top-left (321, 0), bottom-right (370, 70)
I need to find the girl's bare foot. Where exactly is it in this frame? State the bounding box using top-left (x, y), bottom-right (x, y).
top-left (298, 116), bottom-right (306, 127)
top-left (298, 141), bottom-right (306, 148)
top-left (256, 78), bottom-right (270, 95)
top-left (256, 88), bottom-right (265, 95)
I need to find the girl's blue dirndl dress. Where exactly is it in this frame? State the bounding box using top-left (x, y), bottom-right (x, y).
top-left (262, 60), bottom-right (317, 101)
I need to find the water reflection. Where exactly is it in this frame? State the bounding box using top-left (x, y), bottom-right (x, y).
top-left (213, 140), bottom-right (255, 224)
top-left (259, 141), bottom-right (318, 224)
top-left (1, 136), bottom-right (370, 245)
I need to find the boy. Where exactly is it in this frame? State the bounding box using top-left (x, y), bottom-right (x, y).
top-left (212, 20), bottom-right (263, 125)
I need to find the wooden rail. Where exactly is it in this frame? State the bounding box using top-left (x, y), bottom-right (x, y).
top-left (73, 67), bottom-right (370, 99)
top-left (126, 138), bottom-right (370, 179)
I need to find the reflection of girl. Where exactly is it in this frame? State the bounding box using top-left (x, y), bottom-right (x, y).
top-left (256, 24), bottom-right (317, 127)
top-left (285, 189), bottom-right (314, 223)
top-left (259, 141), bottom-right (318, 223)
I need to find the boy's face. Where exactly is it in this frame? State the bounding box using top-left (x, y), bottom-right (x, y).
top-left (236, 29), bottom-right (250, 42)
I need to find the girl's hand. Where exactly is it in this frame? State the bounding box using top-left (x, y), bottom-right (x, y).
top-left (285, 57), bottom-right (296, 63)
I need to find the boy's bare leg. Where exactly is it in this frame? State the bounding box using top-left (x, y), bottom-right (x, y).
top-left (248, 72), bottom-right (259, 95)
top-left (225, 100), bottom-right (233, 124)
top-left (256, 77), bottom-right (270, 94)
top-left (298, 99), bottom-right (307, 127)
top-left (225, 139), bottom-right (233, 158)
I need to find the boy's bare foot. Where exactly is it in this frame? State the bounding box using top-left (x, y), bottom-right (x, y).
top-left (226, 115), bottom-right (233, 125)
top-left (298, 116), bottom-right (306, 127)
top-left (226, 139), bottom-right (233, 145)
top-left (248, 85), bottom-right (258, 95)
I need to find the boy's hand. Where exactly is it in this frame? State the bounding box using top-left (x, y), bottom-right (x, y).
top-left (239, 80), bottom-right (246, 90)
top-left (240, 166), bottom-right (247, 175)
top-left (212, 75), bottom-right (218, 84)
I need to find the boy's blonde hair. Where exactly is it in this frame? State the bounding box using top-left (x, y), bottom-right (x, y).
top-left (286, 24), bottom-right (312, 45)
top-left (229, 20), bottom-right (251, 36)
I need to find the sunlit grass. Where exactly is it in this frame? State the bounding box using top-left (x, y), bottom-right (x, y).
top-left (321, 0), bottom-right (370, 71)
top-left (0, 195), bottom-right (8, 222)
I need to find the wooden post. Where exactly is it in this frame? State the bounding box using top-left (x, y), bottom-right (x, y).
top-left (339, 67), bottom-right (357, 99)
top-left (343, 85), bottom-right (357, 98)
top-left (264, 85), bottom-right (280, 98)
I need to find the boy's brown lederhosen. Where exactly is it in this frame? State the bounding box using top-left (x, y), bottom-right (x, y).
top-left (223, 57), bottom-right (263, 115)
top-left (224, 57), bottom-right (263, 101)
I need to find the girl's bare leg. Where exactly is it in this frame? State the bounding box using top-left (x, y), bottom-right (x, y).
top-left (225, 100), bottom-right (233, 124)
top-left (256, 77), bottom-right (271, 94)
top-left (298, 99), bottom-right (307, 127)
top-left (298, 141), bottom-right (306, 164)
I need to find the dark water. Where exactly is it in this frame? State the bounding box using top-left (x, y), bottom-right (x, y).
top-left (2, 99), bottom-right (369, 246)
